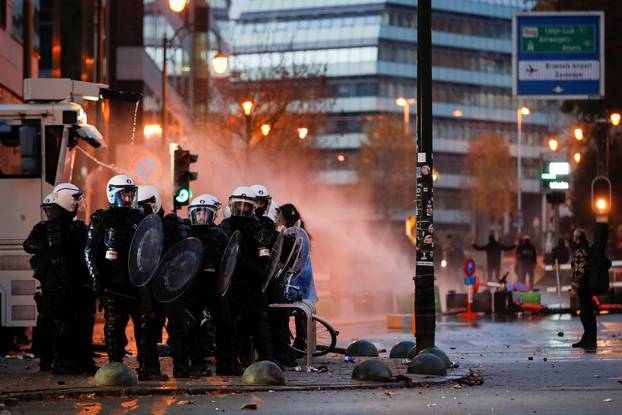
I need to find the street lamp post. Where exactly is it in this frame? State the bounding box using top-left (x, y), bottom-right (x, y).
top-left (396, 97), bottom-right (416, 136)
top-left (516, 106), bottom-right (530, 235)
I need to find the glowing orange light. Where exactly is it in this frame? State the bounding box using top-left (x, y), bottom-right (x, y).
top-left (548, 138), bottom-right (559, 152)
top-left (610, 113), bottom-right (621, 126)
top-left (169, 0), bottom-right (187, 12)
top-left (573, 152), bottom-right (581, 163)
top-left (574, 128), bottom-right (584, 141)
top-left (242, 100), bottom-right (253, 115)
top-left (297, 127), bottom-right (309, 139)
top-left (336, 154), bottom-right (346, 162)
top-left (260, 123), bottom-right (271, 136)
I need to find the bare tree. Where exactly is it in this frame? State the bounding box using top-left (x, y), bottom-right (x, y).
top-left (354, 115), bottom-right (417, 218)
top-left (204, 63), bottom-right (331, 180)
top-left (462, 132), bottom-right (517, 232)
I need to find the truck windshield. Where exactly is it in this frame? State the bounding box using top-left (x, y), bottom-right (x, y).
top-left (0, 123), bottom-right (41, 178)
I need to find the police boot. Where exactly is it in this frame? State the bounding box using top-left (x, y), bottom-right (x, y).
top-left (138, 370), bottom-right (169, 381)
top-left (216, 360), bottom-right (244, 376)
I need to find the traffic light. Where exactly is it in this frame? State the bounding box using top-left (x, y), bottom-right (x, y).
top-left (173, 146), bottom-right (198, 209)
top-left (546, 191), bottom-right (566, 205)
top-left (591, 176), bottom-right (611, 216)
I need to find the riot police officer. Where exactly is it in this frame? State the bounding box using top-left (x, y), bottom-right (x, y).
top-left (137, 185), bottom-right (195, 378)
top-left (24, 186), bottom-right (95, 374)
top-left (250, 184), bottom-right (271, 218)
top-left (187, 194), bottom-right (243, 375)
top-left (85, 175), bottom-right (167, 381)
top-left (220, 186), bottom-right (275, 366)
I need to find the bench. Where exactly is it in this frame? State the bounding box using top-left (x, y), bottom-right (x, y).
top-left (269, 300), bottom-right (316, 367)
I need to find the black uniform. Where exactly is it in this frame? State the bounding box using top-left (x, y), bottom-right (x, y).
top-left (187, 223), bottom-right (241, 374)
top-left (220, 216), bottom-right (274, 364)
top-left (24, 216), bottom-right (95, 373)
top-left (258, 217), bottom-right (298, 367)
top-left (156, 211), bottom-right (193, 377)
top-left (85, 207), bottom-right (164, 379)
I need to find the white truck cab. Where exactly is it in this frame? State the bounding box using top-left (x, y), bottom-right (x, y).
top-left (0, 78), bottom-right (106, 328)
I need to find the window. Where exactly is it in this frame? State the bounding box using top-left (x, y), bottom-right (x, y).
top-left (45, 126), bottom-right (63, 185)
top-left (11, 0), bottom-right (23, 40)
top-left (0, 123), bottom-right (41, 178)
top-left (0, 0), bottom-right (7, 28)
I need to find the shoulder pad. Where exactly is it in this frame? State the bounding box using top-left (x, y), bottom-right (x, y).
top-left (90, 209), bottom-right (108, 223)
top-left (164, 213), bottom-right (185, 224)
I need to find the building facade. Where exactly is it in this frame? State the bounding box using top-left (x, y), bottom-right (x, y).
top-left (0, 0), bottom-right (39, 104)
top-left (229, 0), bottom-right (559, 240)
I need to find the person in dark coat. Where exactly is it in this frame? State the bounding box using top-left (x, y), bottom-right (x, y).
top-left (137, 185), bottom-right (194, 378)
top-left (552, 237), bottom-right (570, 265)
top-left (24, 186), bottom-right (96, 374)
top-left (445, 234), bottom-right (465, 281)
top-left (85, 175), bottom-right (167, 381)
top-left (472, 233), bottom-right (515, 280)
top-left (570, 228), bottom-right (596, 348)
top-left (516, 235), bottom-right (538, 287)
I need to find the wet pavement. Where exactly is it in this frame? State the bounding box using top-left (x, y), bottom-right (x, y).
top-left (1, 313), bottom-right (621, 414)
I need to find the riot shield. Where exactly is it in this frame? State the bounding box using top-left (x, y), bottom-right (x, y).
top-left (261, 230), bottom-right (284, 292)
top-left (128, 213), bottom-right (164, 287)
top-left (216, 230), bottom-right (241, 297)
top-left (286, 227), bottom-right (310, 275)
top-left (273, 230), bottom-right (302, 282)
top-left (152, 237), bottom-right (204, 303)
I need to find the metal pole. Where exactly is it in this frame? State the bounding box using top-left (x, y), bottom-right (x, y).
top-left (162, 35), bottom-right (167, 143)
top-left (404, 102), bottom-right (410, 136)
top-left (517, 108), bottom-right (523, 235)
top-left (414, 0), bottom-right (435, 353)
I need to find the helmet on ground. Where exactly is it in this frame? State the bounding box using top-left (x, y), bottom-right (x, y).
top-left (137, 185), bottom-right (162, 215)
top-left (189, 193), bottom-right (220, 225)
top-left (228, 186), bottom-right (256, 217)
top-left (107, 175), bottom-right (138, 208)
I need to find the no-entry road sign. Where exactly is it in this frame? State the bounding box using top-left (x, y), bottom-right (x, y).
top-left (513, 12), bottom-right (604, 99)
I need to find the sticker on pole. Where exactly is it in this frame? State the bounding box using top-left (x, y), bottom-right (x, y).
top-left (464, 258), bottom-right (476, 277)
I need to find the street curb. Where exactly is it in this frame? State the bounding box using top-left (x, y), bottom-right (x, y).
top-left (0, 369), bottom-right (469, 403)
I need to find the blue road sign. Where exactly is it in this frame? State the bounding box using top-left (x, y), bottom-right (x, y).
top-left (513, 12), bottom-right (604, 99)
top-left (464, 276), bottom-right (476, 286)
top-left (464, 258), bottom-right (476, 276)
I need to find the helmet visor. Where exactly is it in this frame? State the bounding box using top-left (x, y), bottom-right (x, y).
top-left (189, 206), bottom-right (216, 225)
top-left (230, 200), bottom-right (255, 217)
top-left (111, 186), bottom-right (137, 208)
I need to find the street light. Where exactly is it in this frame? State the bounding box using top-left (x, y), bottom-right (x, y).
top-left (432, 168), bottom-right (439, 181)
top-left (242, 100), bottom-right (254, 116)
top-left (144, 123), bottom-right (162, 139)
top-left (610, 112), bottom-right (621, 126)
top-left (297, 127), bottom-right (309, 140)
top-left (452, 109), bottom-right (463, 118)
top-left (260, 123), bottom-right (271, 136)
top-left (574, 128), bottom-right (584, 141)
top-left (573, 152), bottom-right (581, 163)
top-left (516, 106), bottom-right (530, 234)
top-left (548, 138), bottom-right (559, 152)
top-left (212, 51), bottom-right (228, 75)
top-left (395, 97), bottom-right (416, 135)
top-left (169, 0), bottom-right (188, 12)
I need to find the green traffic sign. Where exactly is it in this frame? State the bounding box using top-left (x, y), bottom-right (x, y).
top-left (541, 173), bottom-right (557, 181)
top-left (521, 25), bottom-right (595, 53)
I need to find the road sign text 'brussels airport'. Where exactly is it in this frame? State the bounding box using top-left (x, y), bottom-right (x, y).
top-left (513, 12), bottom-right (604, 99)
